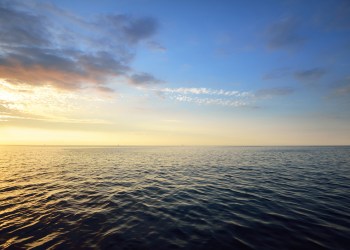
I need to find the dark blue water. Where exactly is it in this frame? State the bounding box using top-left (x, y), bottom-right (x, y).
top-left (0, 146), bottom-right (349, 249)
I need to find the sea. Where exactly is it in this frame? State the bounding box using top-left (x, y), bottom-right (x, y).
top-left (0, 146), bottom-right (349, 249)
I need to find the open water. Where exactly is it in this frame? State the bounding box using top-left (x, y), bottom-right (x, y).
top-left (0, 146), bottom-right (349, 249)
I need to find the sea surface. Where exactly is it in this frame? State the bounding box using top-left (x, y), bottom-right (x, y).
top-left (0, 146), bottom-right (349, 249)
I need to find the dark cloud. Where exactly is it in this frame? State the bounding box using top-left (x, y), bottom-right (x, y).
top-left (129, 73), bottom-right (163, 85)
top-left (0, 47), bottom-right (77, 73)
top-left (123, 17), bottom-right (158, 43)
top-left (0, 2), bottom-right (50, 47)
top-left (256, 87), bottom-right (294, 98)
top-left (0, 1), bottom-right (162, 91)
top-left (0, 48), bottom-right (129, 90)
top-left (266, 18), bottom-right (306, 50)
top-left (294, 68), bottom-right (327, 82)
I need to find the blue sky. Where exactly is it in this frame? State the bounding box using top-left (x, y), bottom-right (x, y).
top-left (0, 0), bottom-right (349, 145)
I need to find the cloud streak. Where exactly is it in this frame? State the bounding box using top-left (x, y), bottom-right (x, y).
top-left (156, 86), bottom-right (295, 107)
top-left (156, 87), bottom-right (254, 107)
top-left (129, 73), bottom-right (163, 86)
top-left (160, 87), bottom-right (252, 97)
top-left (294, 68), bottom-right (327, 82)
top-left (171, 95), bottom-right (250, 107)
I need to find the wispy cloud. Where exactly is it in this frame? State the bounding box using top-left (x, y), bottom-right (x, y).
top-left (156, 87), bottom-right (254, 107)
top-left (160, 88), bottom-right (252, 97)
top-left (294, 68), bottom-right (327, 83)
top-left (155, 86), bottom-right (295, 107)
top-left (266, 17), bottom-right (306, 50)
top-left (0, 80), bottom-right (113, 124)
top-left (100, 14), bottom-right (158, 44)
top-left (263, 67), bottom-right (327, 86)
top-left (129, 73), bottom-right (163, 85)
top-left (171, 95), bottom-right (251, 107)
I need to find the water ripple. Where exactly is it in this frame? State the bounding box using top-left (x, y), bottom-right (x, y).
top-left (0, 146), bottom-right (350, 249)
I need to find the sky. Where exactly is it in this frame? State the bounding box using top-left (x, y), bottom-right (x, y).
top-left (0, 0), bottom-right (349, 145)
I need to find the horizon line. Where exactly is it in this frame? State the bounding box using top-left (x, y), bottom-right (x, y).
top-left (1, 144), bottom-right (349, 147)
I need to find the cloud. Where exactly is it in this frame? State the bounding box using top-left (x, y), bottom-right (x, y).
top-left (0, 2), bottom-right (50, 47)
top-left (160, 87), bottom-right (252, 97)
top-left (0, 99), bottom-right (48, 122)
top-left (172, 95), bottom-right (250, 107)
top-left (0, 48), bottom-right (129, 90)
top-left (0, 1), bottom-right (161, 91)
top-left (156, 87), bottom-right (254, 107)
top-left (129, 73), bottom-right (163, 85)
top-left (123, 17), bottom-right (158, 43)
top-left (294, 68), bottom-right (327, 82)
top-left (0, 101), bottom-right (15, 114)
top-left (157, 86), bottom-right (297, 107)
top-left (255, 87), bottom-right (294, 98)
top-left (263, 67), bottom-right (327, 86)
top-left (0, 81), bottom-right (114, 124)
top-left (100, 14), bottom-right (159, 44)
top-left (266, 18), bottom-right (306, 50)
top-left (94, 86), bottom-right (115, 93)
